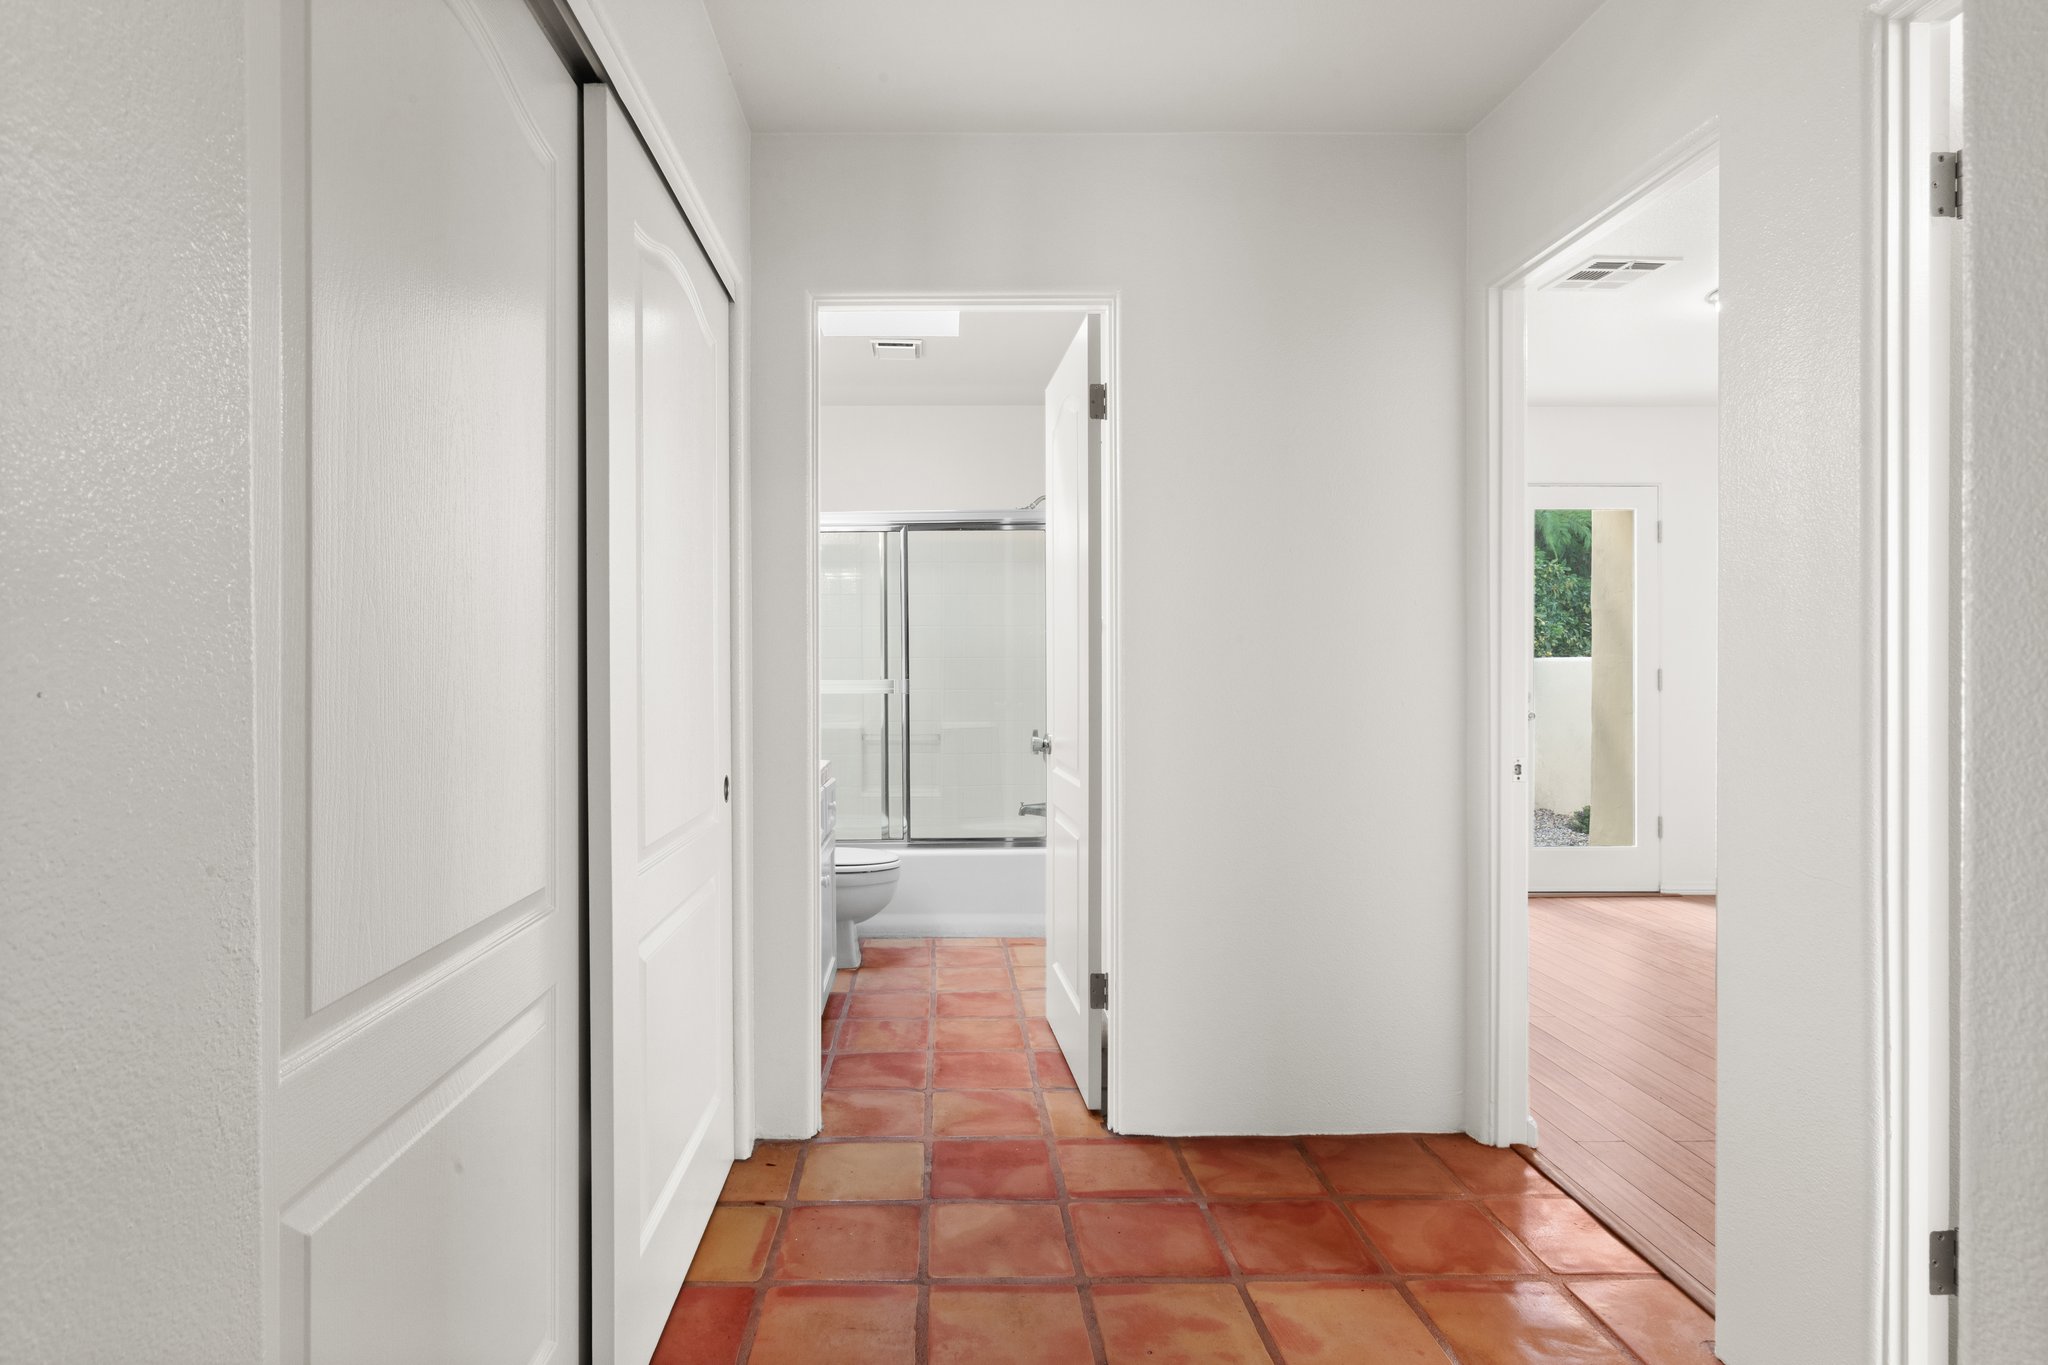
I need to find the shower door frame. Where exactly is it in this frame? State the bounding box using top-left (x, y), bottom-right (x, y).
top-left (822, 508), bottom-right (1050, 849)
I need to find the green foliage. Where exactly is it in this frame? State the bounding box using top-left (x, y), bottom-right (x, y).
top-left (1534, 509), bottom-right (1593, 578)
top-left (1533, 552), bottom-right (1592, 657)
top-left (1569, 806), bottom-right (1591, 835)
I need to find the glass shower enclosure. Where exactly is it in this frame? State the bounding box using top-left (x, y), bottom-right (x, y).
top-left (820, 511), bottom-right (1047, 844)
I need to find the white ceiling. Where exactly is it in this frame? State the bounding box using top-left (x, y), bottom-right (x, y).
top-left (703, 0), bottom-right (1607, 135)
top-left (820, 309), bottom-right (1086, 406)
top-left (1526, 169), bottom-right (1720, 406)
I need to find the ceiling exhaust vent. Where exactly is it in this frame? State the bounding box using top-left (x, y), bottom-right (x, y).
top-left (1544, 256), bottom-right (1679, 291)
top-left (870, 338), bottom-right (923, 359)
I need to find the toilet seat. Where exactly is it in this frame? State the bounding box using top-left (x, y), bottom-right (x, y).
top-left (835, 847), bottom-right (900, 875)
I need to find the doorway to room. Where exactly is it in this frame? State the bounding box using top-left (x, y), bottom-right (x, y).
top-left (810, 302), bottom-right (1120, 1124)
top-left (1509, 153), bottom-right (1724, 1307)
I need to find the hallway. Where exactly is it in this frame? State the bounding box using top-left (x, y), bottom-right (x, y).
top-left (660, 937), bottom-right (1716, 1363)
top-left (1527, 896), bottom-right (1717, 1307)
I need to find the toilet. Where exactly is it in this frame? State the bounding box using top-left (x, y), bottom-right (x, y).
top-left (833, 846), bottom-right (901, 967)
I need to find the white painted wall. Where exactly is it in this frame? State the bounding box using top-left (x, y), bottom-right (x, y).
top-left (820, 404), bottom-right (1043, 511)
top-left (1528, 405), bottom-right (1718, 892)
top-left (753, 133), bottom-right (1468, 1136)
top-left (1, 2), bottom-right (262, 1358)
top-left (1468, 1), bottom-right (1884, 1358)
top-left (1959, 0), bottom-right (2048, 1356)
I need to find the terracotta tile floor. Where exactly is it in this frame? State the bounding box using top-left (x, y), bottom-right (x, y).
top-left (657, 937), bottom-right (1719, 1364)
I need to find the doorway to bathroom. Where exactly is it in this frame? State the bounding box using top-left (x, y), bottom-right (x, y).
top-left (812, 300), bottom-right (1119, 1118)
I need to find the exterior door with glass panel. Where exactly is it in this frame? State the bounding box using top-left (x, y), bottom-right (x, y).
top-left (1529, 485), bottom-right (1660, 893)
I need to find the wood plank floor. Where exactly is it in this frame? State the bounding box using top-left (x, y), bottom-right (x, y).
top-left (1526, 894), bottom-right (1717, 1309)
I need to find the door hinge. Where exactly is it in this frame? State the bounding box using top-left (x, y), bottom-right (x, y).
top-left (1088, 383), bottom-right (1109, 421)
top-left (1930, 1229), bottom-right (1958, 1295)
top-left (1089, 972), bottom-right (1109, 1010)
top-left (1932, 151), bottom-right (1963, 219)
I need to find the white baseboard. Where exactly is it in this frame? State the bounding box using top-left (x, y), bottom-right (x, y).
top-left (1660, 883), bottom-right (1718, 896)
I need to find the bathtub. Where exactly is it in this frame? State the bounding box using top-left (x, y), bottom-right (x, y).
top-left (851, 843), bottom-right (1045, 939)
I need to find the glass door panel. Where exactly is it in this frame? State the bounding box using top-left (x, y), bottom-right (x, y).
top-left (819, 530), bottom-right (898, 838)
top-left (904, 528), bottom-right (1047, 840)
top-left (1529, 487), bottom-right (1660, 892)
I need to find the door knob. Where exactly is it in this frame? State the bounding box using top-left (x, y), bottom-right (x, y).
top-left (1030, 730), bottom-right (1052, 756)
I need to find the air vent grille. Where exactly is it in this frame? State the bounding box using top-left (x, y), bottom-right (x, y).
top-left (1545, 256), bottom-right (1679, 290)
top-left (871, 338), bottom-right (923, 359)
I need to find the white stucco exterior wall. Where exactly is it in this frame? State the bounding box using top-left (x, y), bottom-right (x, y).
top-left (1467, 0), bottom-right (1886, 1358)
top-left (1, 2), bottom-right (262, 1358)
top-left (1958, 0), bottom-right (2048, 1357)
top-left (753, 133), bottom-right (1468, 1136)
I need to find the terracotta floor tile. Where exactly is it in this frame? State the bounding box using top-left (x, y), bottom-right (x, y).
top-left (851, 963), bottom-right (932, 989)
top-left (1044, 1090), bottom-right (1111, 1139)
top-left (1569, 1278), bottom-right (1720, 1364)
top-left (1248, 1281), bottom-right (1449, 1364)
top-left (937, 990), bottom-right (1021, 1018)
top-left (935, 945), bottom-right (1010, 966)
top-left (1409, 1279), bottom-right (1632, 1365)
top-left (1026, 1018), bottom-right (1059, 1048)
top-left (928, 1286), bottom-right (1093, 1365)
top-left (938, 966), bottom-right (1015, 992)
top-left (932, 1089), bottom-right (1044, 1137)
top-left (1303, 1135), bottom-right (1464, 1197)
top-left (770, 1204), bottom-right (921, 1281)
top-left (1058, 1139), bottom-right (1192, 1199)
top-left (1093, 1282), bottom-right (1275, 1365)
top-left (858, 941), bottom-right (931, 967)
top-left (651, 1285), bottom-right (755, 1365)
top-left (820, 1090), bottom-right (926, 1138)
top-left (929, 1202), bottom-right (1075, 1278)
top-left (747, 1284), bottom-right (918, 1365)
top-left (935, 1017), bottom-right (1029, 1051)
top-left (820, 1016), bottom-right (840, 1051)
top-left (1023, 992), bottom-right (1048, 1019)
top-left (685, 1206), bottom-right (780, 1282)
top-left (935, 1050), bottom-right (1036, 1090)
top-left (1180, 1138), bottom-right (1325, 1199)
top-left (1489, 1197), bottom-right (1654, 1275)
top-left (1351, 1200), bottom-right (1539, 1276)
top-left (1032, 1050), bottom-right (1077, 1090)
top-left (1420, 1134), bottom-right (1561, 1196)
top-left (823, 991), bottom-right (849, 1020)
top-left (837, 1017), bottom-right (932, 1053)
top-left (1071, 1201), bottom-right (1230, 1278)
top-left (846, 990), bottom-right (932, 1019)
top-left (931, 1139), bottom-right (1058, 1200)
top-left (825, 1051), bottom-right (929, 1090)
top-left (720, 1141), bottom-right (800, 1203)
top-left (1008, 942), bottom-right (1046, 965)
top-left (1012, 967), bottom-right (1047, 991)
top-left (1212, 1201), bottom-right (1378, 1276)
top-left (795, 1141), bottom-right (924, 1201)
top-left (833, 967), bottom-right (857, 990)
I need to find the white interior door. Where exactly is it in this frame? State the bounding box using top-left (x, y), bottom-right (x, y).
top-left (1043, 317), bottom-right (1104, 1109)
top-left (585, 87), bottom-right (736, 1365)
top-left (264, 0), bottom-right (582, 1359)
top-left (1528, 484), bottom-right (1661, 893)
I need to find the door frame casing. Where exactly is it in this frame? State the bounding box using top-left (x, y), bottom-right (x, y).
top-left (804, 293), bottom-right (1124, 1130)
top-left (1475, 128), bottom-right (1719, 1151)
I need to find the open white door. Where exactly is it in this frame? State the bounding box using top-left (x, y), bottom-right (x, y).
top-left (1528, 484), bottom-right (1661, 894)
top-left (1043, 317), bottom-right (1105, 1110)
top-left (585, 88), bottom-right (735, 1365)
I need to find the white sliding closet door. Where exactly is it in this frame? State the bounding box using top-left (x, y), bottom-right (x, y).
top-left (585, 86), bottom-right (737, 1365)
top-left (264, 0), bottom-right (583, 1360)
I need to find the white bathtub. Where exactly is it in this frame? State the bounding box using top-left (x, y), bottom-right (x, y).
top-left (854, 844), bottom-right (1045, 939)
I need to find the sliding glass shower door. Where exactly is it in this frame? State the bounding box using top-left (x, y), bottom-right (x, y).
top-left (820, 516), bottom-right (1047, 843)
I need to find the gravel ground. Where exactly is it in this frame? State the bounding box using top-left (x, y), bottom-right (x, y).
top-left (1533, 807), bottom-right (1589, 847)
